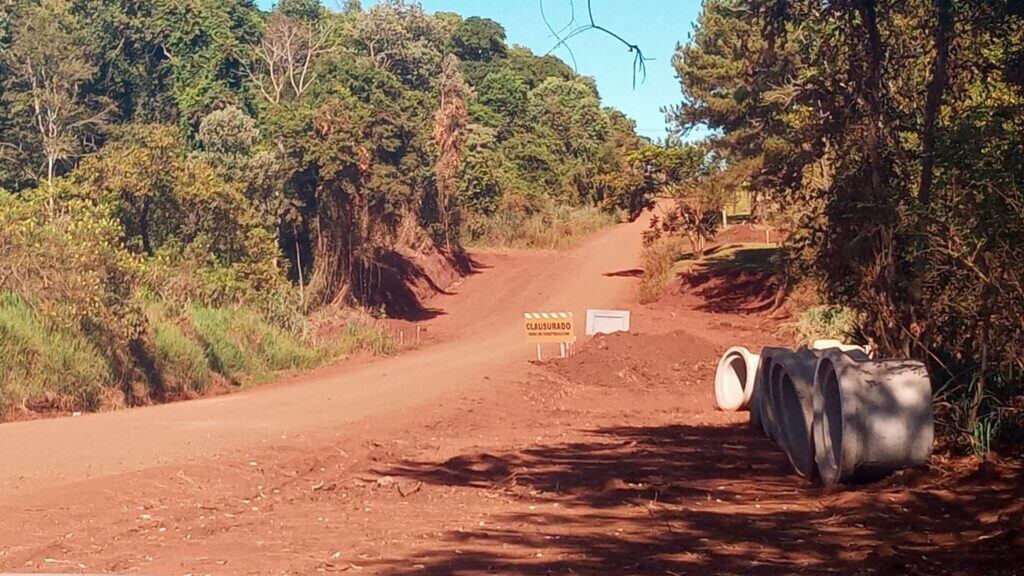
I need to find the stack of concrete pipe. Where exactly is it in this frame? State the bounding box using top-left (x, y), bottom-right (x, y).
top-left (713, 340), bottom-right (934, 485)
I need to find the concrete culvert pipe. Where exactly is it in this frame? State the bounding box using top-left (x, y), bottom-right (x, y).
top-left (714, 347), bottom-right (760, 412)
top-left (813, 350), bottom-right (935, 486)
top-left (770, 347), bottom-right (869, 478)
top-left (751, 346), bottom-right (791, 439)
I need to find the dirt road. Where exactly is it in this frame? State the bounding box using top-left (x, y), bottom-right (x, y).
top-left (1, 217), bottom-right (1021, 575)
top-left (0, 212), bottom-right (645, 502)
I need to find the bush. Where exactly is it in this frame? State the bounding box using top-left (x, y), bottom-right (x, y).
top-left (462, 204), bottom-right (618, 249)
top-left (0, 293), bottom-right (111, 415)
top-left (793, 305), bottom-right (859, 345)
top-left (638, 236), bottom-right (689, 304)
top-left (332, 313), bottom-right (400, 357)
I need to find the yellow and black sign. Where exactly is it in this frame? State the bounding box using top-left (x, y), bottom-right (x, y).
top-left (524, 312), bottom-right (576, 343)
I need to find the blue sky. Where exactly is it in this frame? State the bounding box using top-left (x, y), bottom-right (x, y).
top-left (256, 0), bottom-right (703, 141)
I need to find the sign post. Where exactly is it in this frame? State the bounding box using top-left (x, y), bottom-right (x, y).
top-left (524, 312), bottom-right (576, 359)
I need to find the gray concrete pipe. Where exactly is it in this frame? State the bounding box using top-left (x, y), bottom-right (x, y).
top-left (812, 350), bottom-right (935, 486)
top-left (770, 347), bottom-right (869, 478)
top-left (714, 346), bottom-right (760, 412)
top-left (750, 346), bottom-right (791, 438)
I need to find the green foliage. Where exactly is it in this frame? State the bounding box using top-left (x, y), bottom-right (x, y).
top-left (0, 0), bottom-right (644, 419)
top-left (638, 236), bottom-right (688, 305)
top-left (449, 16), bottom-right (506, 62)
top-left (326, 312), bottom-right (399, 357)
top-left (149, 0), bottom-right (262, 129)
top-left (674, 0), bottom-right (1024, 450)
top-left (462, 203), bottom-right (617, 250)
top-left (792, 305), bottom-right (859, 346)
top-left (0, 293), bottom-right (110, 415)
top-left (1, 0), bottom-right (112, 185)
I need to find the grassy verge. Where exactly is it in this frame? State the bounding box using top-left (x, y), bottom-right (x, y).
top-left (0, 293), bottom-right (110, 415)
top-left (0, 297), bottom-right (402, 419)
top-left (462, 205), bottom-right (620, 250)
top-left (639, 236), bottom-right (691, 304)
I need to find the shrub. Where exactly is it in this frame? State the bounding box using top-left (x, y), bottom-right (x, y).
top-left (335, 314), bottom-right (399, 357)
top-left (638, 236), bottom-right (689, 304)
top-left (0, 293), bottom-right (111, 415)
top-left (793, 305), bottom-right (859, 345)
top-left (462, 204), bottom-right (618, 249)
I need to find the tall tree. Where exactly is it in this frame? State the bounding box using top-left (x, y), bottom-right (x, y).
top-left (2, 0), bottom-right (113, 186)
top-left (247, 11), bottom-right (336, 105)
top-left (433, 54), bottom-right (470, 248)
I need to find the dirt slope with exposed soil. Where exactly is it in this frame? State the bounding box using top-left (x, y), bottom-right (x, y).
top-left (0, 218), bottom-right (1020, 575)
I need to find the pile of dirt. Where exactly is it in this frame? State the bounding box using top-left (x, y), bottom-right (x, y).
top-left (548, 330), bottom-right (720, 389)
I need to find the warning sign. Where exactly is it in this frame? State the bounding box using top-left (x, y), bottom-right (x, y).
top-left (524, 312), bottom-right (576, 343)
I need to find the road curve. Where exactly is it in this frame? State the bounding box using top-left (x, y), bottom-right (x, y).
top-left (0, 215), bottom-right (646, 503)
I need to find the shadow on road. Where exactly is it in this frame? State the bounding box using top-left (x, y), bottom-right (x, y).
top-left (373, 422), bottom-right (1023, 575)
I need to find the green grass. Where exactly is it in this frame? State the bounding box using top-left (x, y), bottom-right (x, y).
top-left (151, 318), bottom-right (211, 395)
top-left (0, 293), bottom-right (110, 414)
top-left (189, 306), bottom-right (320, 385)
top-left (317, 313), bottom-right (400, 358)
top-left (639, 236), bottom-right (690, 304)
top-left (462, 205), bottom-right (619, 250)
top-left (0, 295), bottom-right (403, 420)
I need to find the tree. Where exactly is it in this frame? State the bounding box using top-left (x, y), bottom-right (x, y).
top-left (474, 69), bottom-right (528, 135)
top-left (433, 54), bottom-right (470, 248)
top-left (195, 106), bottom-right (260, 183)
top-left (276, 0), bottom-right (323, 22)
top-left (2, 0), bottom-right (113, 186)
top-left (349, 0), bottom-right (447, 89)
top-left (450, 17), bottom-right (507, 62)
top-left (150, 0), bottom-right (262, 129)
top-left (247, 11), bottom-right (337, 105)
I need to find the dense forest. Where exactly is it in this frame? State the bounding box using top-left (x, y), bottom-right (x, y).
top-left (671, 0), bottom-right (1024, 451)
top-left (0, 0), bottom-right (647, 414)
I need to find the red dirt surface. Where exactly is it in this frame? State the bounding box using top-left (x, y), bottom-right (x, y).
top-left (0, 216), bottom-right (1020, 575)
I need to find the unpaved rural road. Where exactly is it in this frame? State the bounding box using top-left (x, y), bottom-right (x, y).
top-left (2, 215), bottom-right (1021, 575)
top-left (0, 215), bottom-right (644, 503)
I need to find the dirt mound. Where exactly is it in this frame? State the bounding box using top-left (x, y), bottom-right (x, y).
top-left (548, 330), bottom-right (719, 389)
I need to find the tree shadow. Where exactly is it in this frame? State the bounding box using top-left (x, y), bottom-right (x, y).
top-left (603, 268), bottom-right (644, 278)
top-left (360, 250), bottom-right (485, 321)
top-left (679, 248), bottom-right (779, 314)
top-left (370, 423), bottom-right (1023, 575)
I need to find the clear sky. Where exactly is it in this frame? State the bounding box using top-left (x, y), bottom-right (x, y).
top-left (256, 0), bottom-right (704, 142)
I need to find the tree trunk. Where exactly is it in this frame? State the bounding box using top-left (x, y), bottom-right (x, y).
top-left (918, 0), bottom-right (954, 206)
top-left (307, 185), bottom-right (353, 309)
top-left (857, 0), bottom-right (888, 202)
